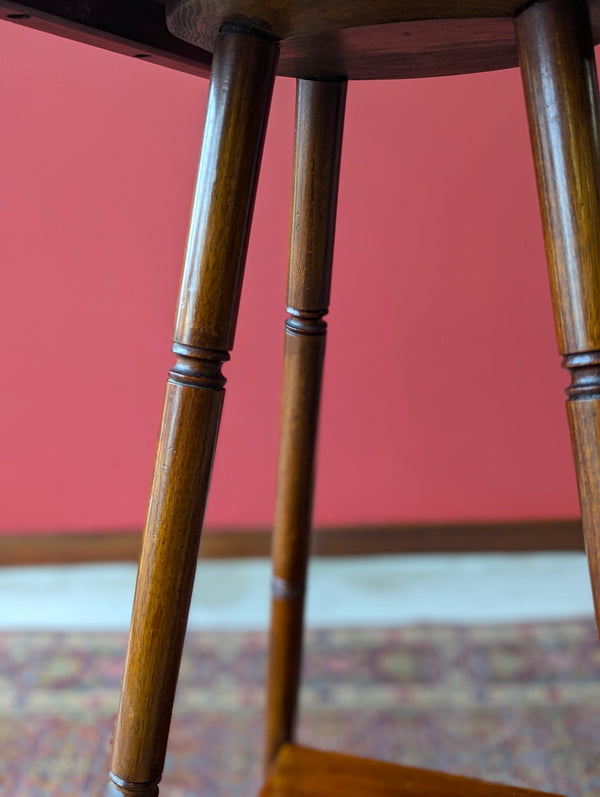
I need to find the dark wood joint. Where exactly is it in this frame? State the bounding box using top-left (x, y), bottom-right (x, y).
top-left (219, 21), bottom-right (280, 42)
top-left (108, 772), bottom-right (160, 796)
top-left (168, 343), bottom-right (228, 389)
top-left (285, 308), bottom-right (327, 336)
top-left (563, 351), bottom-right (600, 401)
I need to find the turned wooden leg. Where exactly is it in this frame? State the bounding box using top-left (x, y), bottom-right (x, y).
top-left (107, 31), bottom-right (278, 796)
top-left (264, 78), bottom-right (347, 772)
top-left (516, 0), bottom-right (600, 627)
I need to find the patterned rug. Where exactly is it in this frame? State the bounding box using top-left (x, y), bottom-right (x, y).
top-left (1, 620), bottom-right (600, 796)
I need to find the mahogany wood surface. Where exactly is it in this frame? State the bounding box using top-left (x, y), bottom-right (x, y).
top-left (264, 78), bottom-right (346, 772)
top-left (568, 393), bottom-right (600, 622)
top-left (3, 0), bottom-right (600, 82)
top-left (259, 744), bottom-right (564, 796)
top-left (167, 0), bottom-right (600, 80)
top-left (516, 0), bottom-right (600, 631)
top-left (107, 30), bottom-right (278, 796)
top-left (0, 0), bottom-right (211, 77)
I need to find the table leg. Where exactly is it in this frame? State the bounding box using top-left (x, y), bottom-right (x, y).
top-left (107, 29), bottom-right (278, 796)
top-left (264, 77), bottom-right (347, 772)
top-left (516, 0), bottom-right (600, 628)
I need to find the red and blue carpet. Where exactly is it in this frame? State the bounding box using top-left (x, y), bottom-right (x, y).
top-left (1, 620), bottom-right (599, 795)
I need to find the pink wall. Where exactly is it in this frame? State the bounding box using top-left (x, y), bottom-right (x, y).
top-left (0, 21), bottom-right (581, 534)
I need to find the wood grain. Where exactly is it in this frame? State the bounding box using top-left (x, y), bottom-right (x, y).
top-left (264, 78), bottom-right (346, 771)
top-left (260, 744), bottom-right (564, 796)
top-left (564, 350), bottom-right (600, 624)
top-left (108, 30), bottom-right (278, 796)
top-left (3, 0), bottom-right (600, 81)
top-left (516, 0), bottom-right (600, 635)
top-left (516, 0), bottom-right (600, 356)
top-left (167, 0), bottom-right (600, 80)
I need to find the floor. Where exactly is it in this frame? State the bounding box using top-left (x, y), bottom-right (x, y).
top-left (0, 552), bottom-right (594, 631)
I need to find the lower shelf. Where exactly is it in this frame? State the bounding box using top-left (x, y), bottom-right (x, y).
top-left (259, 744), bottom-right (564, 796)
